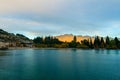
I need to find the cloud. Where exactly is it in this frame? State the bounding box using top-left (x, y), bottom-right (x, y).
top-left (0, 0), bottom-right (120, 38)
top-left (0, 0), bottom-right (69, 15)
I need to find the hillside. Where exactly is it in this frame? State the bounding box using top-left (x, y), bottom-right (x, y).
top-left (0, 29), bottom-right (31, 43)
top-left (56, 34), bottom-right (95, 43)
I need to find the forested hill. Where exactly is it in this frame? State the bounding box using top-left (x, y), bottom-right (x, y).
top-left (0, 29), bottom-right (31, 43)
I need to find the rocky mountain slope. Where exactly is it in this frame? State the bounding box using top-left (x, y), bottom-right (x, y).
top-left (0, 29), bottom-right (31, 43)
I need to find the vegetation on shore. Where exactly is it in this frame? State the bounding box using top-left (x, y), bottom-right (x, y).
top-left (33, 36), bottom-right (120, 49)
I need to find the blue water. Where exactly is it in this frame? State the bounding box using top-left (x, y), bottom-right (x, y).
top-left (0, 49), bottom-right (120, 80)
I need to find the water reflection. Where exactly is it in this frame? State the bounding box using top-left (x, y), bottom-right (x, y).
top-left (115, 50), bottom-right (119, 55)
top-left (0, 52), bottom-right (7, 56)
top-left (94, 49), bottom-right (120, 55)
top-left (107, 50), bottom-right (120, 55)
top-left (106, 50), bottom-right (110, 54)
top-left (0, 50), bottom-right (11, 56)
top-left (0, 49), bottom-right (120, 80)
top-left (94, 49), bottom-right (101, 54)
top-left (71, 49), bottom-right (80, 79)
top-left (71, 49), bottom-right (77, 52)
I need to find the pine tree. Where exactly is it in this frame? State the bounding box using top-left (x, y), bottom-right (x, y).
top-left (33, 37), bottom-right (43, 44)
top-left (114, 37), bottom-right (120, 48)
top-left (94, 36), bottom-right (100, 48)
top-left (44, 36), bottom-right (51, 44)
top-left (106, 36), bottom-right (110, 45)
top-left (73, 36), bottom-right (77, 42)
top-left (69, 36), bottom-right (77, 48)
top-left (89, 38), bottom-right (93, 49)
top-left (100, 37), bottom-right (105, 48)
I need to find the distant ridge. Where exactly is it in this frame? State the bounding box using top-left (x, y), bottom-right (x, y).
top-left (55, 34), bottom-right (94, 43)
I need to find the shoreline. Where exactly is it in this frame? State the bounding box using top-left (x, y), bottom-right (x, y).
top-left (7, 47), bottom-right (120, 50)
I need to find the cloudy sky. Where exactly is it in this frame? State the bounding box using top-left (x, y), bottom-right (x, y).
top-left (0, 0), bottom-right (120, 39)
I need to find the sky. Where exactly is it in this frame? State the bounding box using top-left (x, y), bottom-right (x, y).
top-left (0, 0), bottom-right (120, 39)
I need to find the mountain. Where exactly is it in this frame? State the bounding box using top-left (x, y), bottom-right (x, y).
top-left (0, 29), bottom-right (31, 43)
top-left (56, 34), bottom-right (94, 43)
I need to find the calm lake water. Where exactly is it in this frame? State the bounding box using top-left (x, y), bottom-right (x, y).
top-left (0, 49), bottom-right (120, 80)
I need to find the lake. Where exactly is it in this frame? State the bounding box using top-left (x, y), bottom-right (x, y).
top-left (0, 49), bottom-right (120, 80)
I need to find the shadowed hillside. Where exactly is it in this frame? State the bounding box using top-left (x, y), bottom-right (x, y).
top-left (0, 29), bottom-right (31, 43)
top-left (0, 29), bottom-right (32, 47)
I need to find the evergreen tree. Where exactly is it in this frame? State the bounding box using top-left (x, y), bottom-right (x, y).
top-left (33, 37), bottom-right (43, 44)
top-left (52, 37), bottom-right (62, 44)
top-left (114, 37), bottom-right (120, 48)
top-left (81, 39), bottom-right (90, 47)
top-left (44, 36), bottom-right (51, 44)
top-left (109, 39), bottom-right (116, 49)
top-left (73, 36), bottom-right (77, 42)
top-left (69, 36), bottom-right (77, 48)
top-left (94, 36), bottom-right (101, 48)
top-left (89, 38), bottom-right (94, 49)
top-left (106, 36), bottom-right (110, 45)
top-left (100, 37), bottom-right (105, 48)
top-left (105, 36), bottom-right (111, 48)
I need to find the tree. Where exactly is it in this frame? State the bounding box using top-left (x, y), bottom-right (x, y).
top-left (69, 36), bottom-right (78, 48)
top-left (44, 36), bottom-right (51, 44)
top-left (94, 36), bottom-right (101, 48)
top-left (89, 38), bottom-right (94, 49)
top-left (100, 37), bottom-right (105, 48)
top-left (51, 37), bottom-right (62, 44)
top-left (81, 39), bottom-right (90, 47)
top-left (109, 40), bottom-right (116, 49)
top-left (114, 37), bottom-right (120, 48)
top-left (106, 36), bottom-right (110, 45)
top-left (73, 36), bottom-right (77, 42)
top-left (33, 37), bottom-right (43, 44)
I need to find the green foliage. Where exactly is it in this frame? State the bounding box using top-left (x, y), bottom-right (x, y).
top-left (105, 37), bottom-right (120, 49)
top-left (89, 38), bottom-right (94, 49)
top-left (100, 37), bottom-right (105, 48)
top-left (44, 36), bottom-right (62, 44)
top-left (33, 36), bottom-right (62, 47)
top-left (69, 41), bottom-right (77, 48)
top-left (33, 37), bottom-right (43, 44)
top-left (106, 36), bottom-right (110, 45)
top-left (94, 36), bottom-right (101, 48)
top-left (53, 43), bottom-right (69, 48)
top-left (114, 37), bottom-right (120, 48)
top-left (33, 35), bottom-right (120, 49)
top-left (81, 39), bottom-right (89, 47)
top-left (68, 36), bottom-right (80, 48)
top-left (109, 40), bottom-right (117, 49)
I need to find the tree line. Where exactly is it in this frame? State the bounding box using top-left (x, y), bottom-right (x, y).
top-left (33, 36), bottom-right (120, 49)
